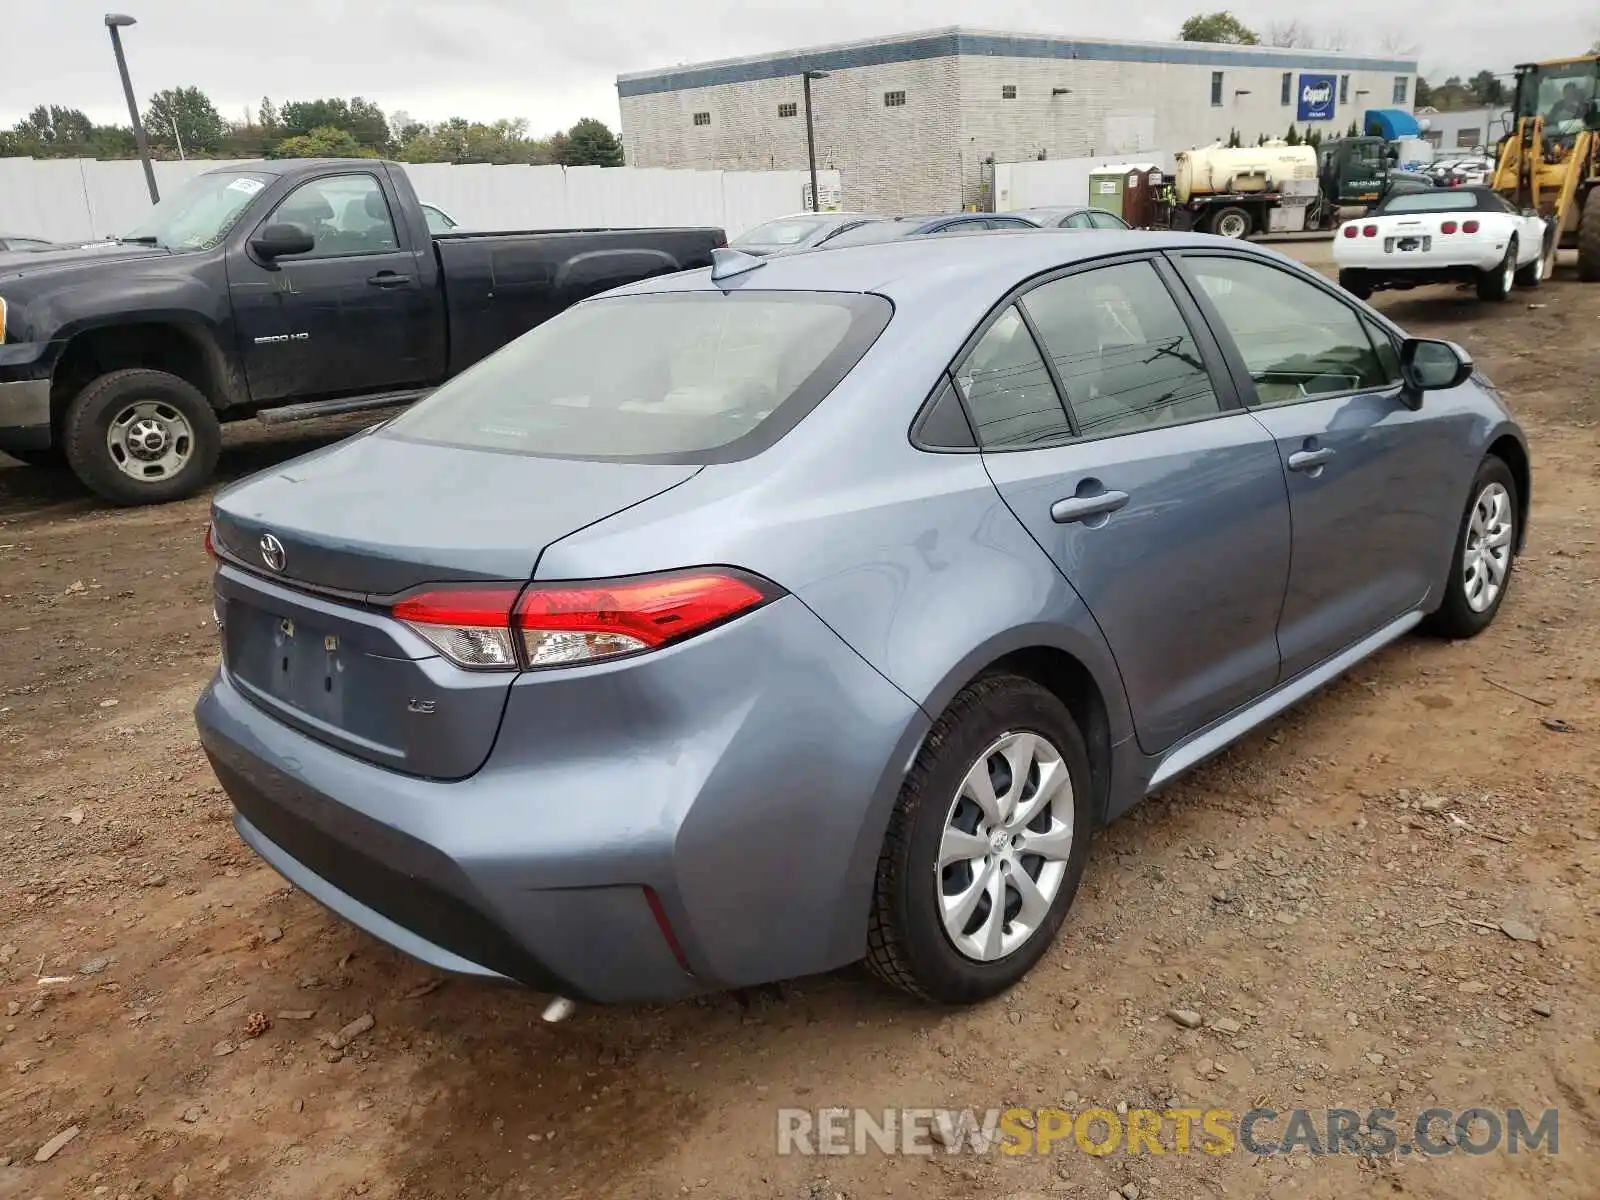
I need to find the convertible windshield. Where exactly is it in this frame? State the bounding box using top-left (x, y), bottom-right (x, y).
top-left (122, 170), bottom-right (277, 250)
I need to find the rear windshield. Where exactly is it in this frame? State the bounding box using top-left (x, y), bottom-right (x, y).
top-left (1378, 191), bottom-right (1481, 214)
top-left (382, 291), bottom-right (892, 463)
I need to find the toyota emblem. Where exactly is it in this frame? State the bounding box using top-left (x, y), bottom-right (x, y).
top-left (259, 533), bottom-right (286, 572)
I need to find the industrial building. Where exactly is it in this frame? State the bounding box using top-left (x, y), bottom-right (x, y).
top-left (617, 27), bottom-right (1419, 213)
top-left (1414, 107), bottom-right (1504, 155)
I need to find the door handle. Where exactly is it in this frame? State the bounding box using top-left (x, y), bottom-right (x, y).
top-left (1287, 448), bottom-right (1335, 472)
top-left (1050, 490), bottom-right (1129, 524)
top-left (368, 272), bottom-right (411, 288)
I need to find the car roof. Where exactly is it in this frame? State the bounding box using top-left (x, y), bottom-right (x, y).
top-left (607, 229), bottom-right (1280, 305)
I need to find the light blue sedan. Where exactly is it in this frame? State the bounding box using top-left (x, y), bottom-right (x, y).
top-left (196, 230), bottom-right (1528, 1010)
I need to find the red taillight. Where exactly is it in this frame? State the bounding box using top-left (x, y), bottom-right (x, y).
top-left (1441, 221), bottom-right (1458, 235)
top-left (514, 570), bottom-right (774, 668)
top-left (1363, 224), bottom-right (1378, 237)
top-left (1463, 220), bottom-right (1480, 233)
top-left (1342, 224), bottom-right (1358, 238)
top-left (204, 522), bottom-right (216, 559)
top-left (390, 570), bottom-right (778, 671)
top-left (392, 585), bottom-right (523, 670)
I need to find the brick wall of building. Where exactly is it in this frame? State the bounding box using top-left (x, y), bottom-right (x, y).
top-left (619, 30), bottom-right (1418, 214)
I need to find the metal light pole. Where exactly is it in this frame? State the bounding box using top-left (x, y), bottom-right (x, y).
top-left (104, 13), bottom-right (159, 203)
top-left (802, 69), bottom-right (829, 212)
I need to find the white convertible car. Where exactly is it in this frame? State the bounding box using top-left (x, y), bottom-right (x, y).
top-left (1334, 186), bottom-right (1548, 302)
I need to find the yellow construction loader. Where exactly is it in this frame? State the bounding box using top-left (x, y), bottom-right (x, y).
top-left (1491, 53), bottom-right (1600, 280)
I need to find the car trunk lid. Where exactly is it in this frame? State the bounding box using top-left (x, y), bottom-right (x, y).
top-left (210, 431), bottom-right (699, 778)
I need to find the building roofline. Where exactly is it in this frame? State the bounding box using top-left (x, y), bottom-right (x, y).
top-left (617, 26), bottom-right (1418, 96)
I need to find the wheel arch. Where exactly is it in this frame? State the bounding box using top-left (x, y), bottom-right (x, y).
top-left (827, 626), bottom-right (1133, 966)
top-left (50, 320), bottom-right (241, 426)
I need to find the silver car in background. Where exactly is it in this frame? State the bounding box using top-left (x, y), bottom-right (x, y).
top-left (729, 212), bottom-right (878, 255)
top-left (197, 232), bottom-right (1529, 1009)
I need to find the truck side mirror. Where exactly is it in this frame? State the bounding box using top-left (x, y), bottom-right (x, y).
top-left (250, 223), bottom-right (315, 261)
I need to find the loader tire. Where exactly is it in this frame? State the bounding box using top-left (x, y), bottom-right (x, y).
top-left (1579, 188), bottom-right (1600, 284)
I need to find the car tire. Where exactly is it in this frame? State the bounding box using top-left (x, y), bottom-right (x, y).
top-left (1514, 251), bottom-right (1542, 289)
top-left (865, 674), bottom-right (1093, 1004)
top-left (1423, 455), bottom-right (1519, 640)
top-left (1209, 207), bottom-right (1252, 240)
top-left (62, 369), bottom-right (221, 507)
top-left (1339, 270), bottom-right (1373, 300)
top-left (1475, 239), bottom-right (1516, 302)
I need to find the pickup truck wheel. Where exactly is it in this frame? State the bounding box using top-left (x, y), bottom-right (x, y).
top-left (1475, 239), bottom-right (1516, 302)
top-left (1209, 207), bottom-right (1252, 240)
top-left (63, 369), bottom-right (221, 506)
top-left (1338, 270), bottom-right (1373, 300)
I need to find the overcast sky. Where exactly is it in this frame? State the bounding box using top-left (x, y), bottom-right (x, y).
top-left (5, 1), bottom-right (1596, 135)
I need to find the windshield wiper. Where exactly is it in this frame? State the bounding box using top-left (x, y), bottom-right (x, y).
top-left (116, 235), bottom-right (161, 245)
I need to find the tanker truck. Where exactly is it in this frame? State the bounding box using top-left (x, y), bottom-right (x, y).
top-left (1169, 137), bottom-right (1433, 239)
top-left (1169, 141), bottom-right (1322, 239)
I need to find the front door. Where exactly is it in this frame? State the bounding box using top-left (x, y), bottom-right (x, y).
top-left (1174, 252), bottom-right (1447, 678)
top-left (230, 170), bottom-right (442, 403)
top-left (962, 257), bottom-right (1293, 754)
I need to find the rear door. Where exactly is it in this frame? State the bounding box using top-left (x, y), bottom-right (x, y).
top-left (230, 169), bottom-right (445, 402)
top-left (1172, 251), bottom-right (1451, 677)
top-left (969, 255), bottom-right (1292, 754)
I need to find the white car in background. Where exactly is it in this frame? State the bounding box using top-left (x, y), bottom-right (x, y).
top-left (1334, 186), bottom-right (1547, 302)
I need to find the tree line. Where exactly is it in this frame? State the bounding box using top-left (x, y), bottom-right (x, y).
top-left (0, 88), bottom-right (624, 167)
top-left (1178, 11), bottom-right (1538, 114)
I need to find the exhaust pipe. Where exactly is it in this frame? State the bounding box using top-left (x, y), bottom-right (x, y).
top-left (541, 996), bottom-right (576, 1023)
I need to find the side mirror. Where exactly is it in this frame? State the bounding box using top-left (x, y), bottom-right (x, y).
top-left (250, 222), bottom-right (315, 261)
top-left (1400, 337), bottom-right (1473, 406)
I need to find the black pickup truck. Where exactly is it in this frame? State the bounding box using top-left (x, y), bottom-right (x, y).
top-left (0, 158), bottom-right (724, 504)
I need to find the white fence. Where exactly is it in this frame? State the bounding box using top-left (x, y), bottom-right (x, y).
top-left (994, 154), bottom-right (1176, 211)
top-left (0, 157), bottom-right (842, 244)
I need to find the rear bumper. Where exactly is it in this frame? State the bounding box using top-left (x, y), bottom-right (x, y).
top-left (195, 595), bottom-right (928, 1004)
top-left (1335, 245), bottom-right (1507, 277)
top-left (1338, 263), bottom-right (1496, 290)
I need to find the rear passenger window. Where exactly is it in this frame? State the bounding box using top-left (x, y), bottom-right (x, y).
top-left (1021, 261), bottom-right (1221, 438)
top-left (1087, 211), bottom-right (1128, 229)
top-left (954, 307), bottom-right (1070, 447)
top-left (1183, 256), bottom-right (1389, 404)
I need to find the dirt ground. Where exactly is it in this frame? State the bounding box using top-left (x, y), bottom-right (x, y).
top-left (1, 255), bottom-right (1596, 1200)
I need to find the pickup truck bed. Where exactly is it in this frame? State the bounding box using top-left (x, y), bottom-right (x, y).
top-left (0, 158), bottom-right (724, 505)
